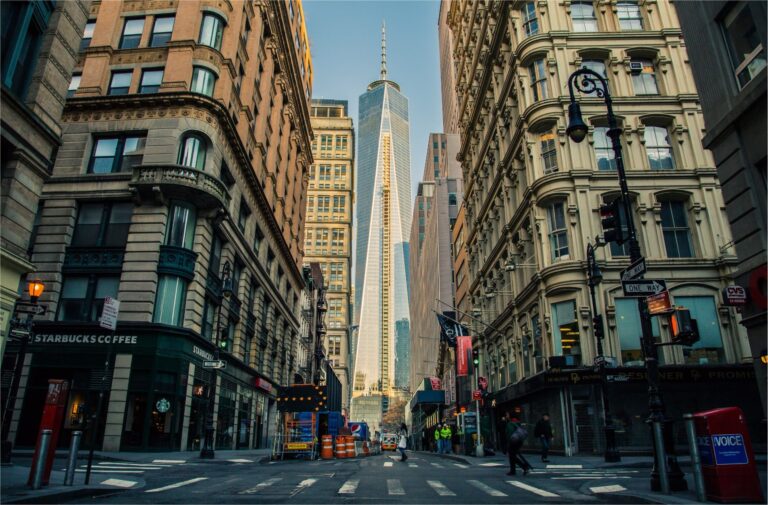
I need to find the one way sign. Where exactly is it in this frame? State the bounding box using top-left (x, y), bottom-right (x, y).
top-left (622, 279), bottom-right (667, 297)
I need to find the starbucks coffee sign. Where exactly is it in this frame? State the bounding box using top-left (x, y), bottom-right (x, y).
top-left (32, 333), bottom-right (139, 345)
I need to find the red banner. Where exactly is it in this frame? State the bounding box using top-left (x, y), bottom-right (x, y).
top-left (457, 336), bottom-right (472, 376)
top-left (429, 377), bottom-right (442, 390)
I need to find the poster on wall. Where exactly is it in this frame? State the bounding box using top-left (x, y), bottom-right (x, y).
top-left (457, 335), bottom-right (472, 376)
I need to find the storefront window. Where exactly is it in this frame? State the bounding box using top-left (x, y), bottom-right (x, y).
top-left (615, 298), bottom-right (662, 366)
top-left (676, 296), bottom-right (725, 364)
top-left (238, 396), bottom-right (251, 449)
top-left (551, 300), bottom-right (581, 366)
top-left (216, 380), bottom-right (237, 449)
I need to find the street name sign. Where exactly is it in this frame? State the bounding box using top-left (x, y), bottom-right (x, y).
top-left (621, 257), bottom-right (646, 281)
top-left (14, 303), bottom-right (46, 316)
top-left (9, 328), bottom-right (30, 340)
top-left (99, 297), bottom-right (120, 331)
top-left (203, 360), bottom-right (226, 369)
top-left (621, 279), bottom-right (667, 297)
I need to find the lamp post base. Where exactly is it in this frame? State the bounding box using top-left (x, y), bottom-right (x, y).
top-left (649, 418), bottom-right (687, 491)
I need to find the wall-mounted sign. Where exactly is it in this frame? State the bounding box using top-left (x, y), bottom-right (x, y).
top-left (722, 285), bottom-right (748, 306)
top-left (99, 297), bottom-right (120, 331)
top-left (254, 377), bottom-right (273, 393)
top-left (32, 334), bottom-right (138, 345)
top-left (156, 398), bottom-right (170, 413)
top-left (193, 346), bottom-right (214, 361)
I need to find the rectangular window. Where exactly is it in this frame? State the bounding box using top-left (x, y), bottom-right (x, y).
top-left (551, 300), bottom-right (580, 366)
top-left (580, 60), bottom-right (607, 96)
top-left (191, 66), bottom-right (216, 96)
top-left (199, 13), bottom-right (224, 51)
top-left (721, 2), bottom-right (767, 88)
top-left (68, 74), bottom-right (81, 98)
top-left (661, 201), bottom-right (693, 258)
top-left (676, 296), bottom-right (725, 364)
top-left (522, 2), bottom-right (539, 36)
top-left (154, 275), bottom-right (187, 326)
top-left (238, 199), bottom-right (250, 232)
top-left (80, 20), bottom-right (96, 51)
top-left (201, 298), bottom-right (217, 340)
top-left (547, 202), bottom-right (569, 260)
top-left (254, 226), bottom-right (263, 253)
top-left (166, 202), bottom-right (196, 250)
top-left (615, 298), bottom-right (662, 366)
top-left (540, 131), bottom-right (558, 174)
top-left (594, 127), bottom-right (617, 170)
top-left (617, 1), bottom-right (643, 30)
top-left (1, 1), bottom-right (52, 99)
top-left (209, 234), bottom-right (223, 276)
top-left (88, 134), bottom-right (146, 174)
top-left (139, 68), bottom-right (163, 94)
top-left (58, 275), bottom-right (120, 322)
top-left (72, 202), bottom-right (133, 247)
top-left (119, 17), bottom-right (145, 49)
top-left (529, 59), bottom-right (548, 100)
top-left (108, 70), bottom-right (133, 95)
top-left (150, 16), bottom-right (174, 47)
top-left (631, 59), bottom-right (658, 95)
top-left (571, 1), bottom-right (598, 32)
top-left (644, 126), bottom-right (675, 170)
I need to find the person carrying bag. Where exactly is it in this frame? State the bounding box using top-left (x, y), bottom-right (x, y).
top-left (397, 423), bottom-right (408, 462)
top-left (505, 413), bottom-right (532, 476)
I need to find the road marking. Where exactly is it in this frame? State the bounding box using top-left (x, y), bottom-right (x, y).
top-left (427, 480), bottom-right (455, 496)
top-left (93, 463), bottom-right (166, 469)
top-left (408, 463), bottom-right (418, 468)
top-left (453, 463), bottom-right (469, 469)
top-left (387, 479), bottom-right (405, 495)
top-left (228, 458), bottom-right (253, 463)
top-left (507, 480), bottom-right (560, 497)
top-left (553, 476), bottom-right (631, 480)
top-left (290, 478), bottom-right (317, 496)
top-left (430, 462), bottom-right (444, 468)
top-left (338, 479), bottom-right (359, 494)
top-left (152, 459), bottom-right (186, 464)
top-left (75, 469), bottom-right (144, 474)
top-left (479, 462), bottom-right (505, 467)
top-left (240, 477), bottom-right (282, 494)
top-left (384, 461), bottom-right (393, 467)
top-left (591, 484), bottom-right (627, 493)
top-left (547, 464), bottom-right (583, 469)
top-left (468, 480), bottom-right (507, 497)
top-left (145, 477), bottom-right (208, 493)
top-left (101, 478), bottom-right (137, 488)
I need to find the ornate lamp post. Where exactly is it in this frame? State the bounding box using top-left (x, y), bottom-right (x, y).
top-left (566, 68), bottom-right (685, 490)
top-left (200, 262), bottom-right (233, 459)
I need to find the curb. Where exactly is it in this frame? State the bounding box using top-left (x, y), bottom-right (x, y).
top-left (5, 487), bottom-right (131, 504)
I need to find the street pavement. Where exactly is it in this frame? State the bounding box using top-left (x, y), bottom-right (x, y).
top-left (50, 451), bottom-right (682, 504)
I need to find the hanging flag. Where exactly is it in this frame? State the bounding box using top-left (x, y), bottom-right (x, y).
top-left (457, 335), bottom-right (472, 376)
top-left (436, 312), bottom-right (468, 347)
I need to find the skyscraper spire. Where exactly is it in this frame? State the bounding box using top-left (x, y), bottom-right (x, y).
top-left (380, 20), bottom-right (387, 81)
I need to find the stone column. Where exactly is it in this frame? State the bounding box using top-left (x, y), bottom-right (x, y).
top-left (179, 362), bottom-right (195, 451)
top-left (102, 354), bottom-right (132, 451)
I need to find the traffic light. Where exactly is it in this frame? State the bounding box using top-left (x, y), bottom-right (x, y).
top-left (599, 198), bottom-right (627, 245)
top-left (472, 349), bottom-right (480, 367)
top-left (592, 314), bottom-right (604, 340)
top-left (671, 307), bottom-right (700, 346)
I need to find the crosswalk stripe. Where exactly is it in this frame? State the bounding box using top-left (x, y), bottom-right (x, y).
top-left (590, 484), bottom-right (627, 493)
top-left (507, 480), bottom-right (560, 497)
top-left (101, 478), bottom-right (137, 488)
top-left (478, 462), bottom-right (504, 467)
top-left (145, 477), bottom-right (208, 493)
top-left (74, 469), bottom-right (144, 474)
top-left (240, 477), bottom-right (282, 494)
top-left (291, 478), bottom-right (317, 496)
top-left (384, 461), bottom-right (393, 467)
top-left (547, 464), bottom-right (583, 469)
top-left (338, 479), bottom-right (359, 494)
top-left (228, 458), bottom-right (253, 463)
top-left (427, 480), bottom-right (456, 496)
top-left (553, 476), bottom-right (631, 480)
top-left (387, 479), bottom-right (405, 495)
top-left (92, 464), bottom-right (165, 469)
top-left (408, 463), bottom-right (418, 468)
top-left (468, 480), bottom-right (507, 497)
top-left (152, 459), bottom-right (185, 464)
top-left (430, 462), bottom-right (444, 468)
top-left (97, 462), bottom-right (171, 467)
top-left (453, 463), bottom-right (469, 469)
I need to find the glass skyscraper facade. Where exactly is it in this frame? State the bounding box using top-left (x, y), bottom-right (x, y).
top-left (351, 26), bottom-right (411, 428)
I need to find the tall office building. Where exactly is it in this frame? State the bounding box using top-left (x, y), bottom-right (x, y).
top-left (351, 23), bottom-right (412, 428)
top-left (305, 99), bottom-right (355, 412)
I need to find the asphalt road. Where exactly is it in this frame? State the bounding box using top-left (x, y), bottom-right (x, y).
top-left (61, 452), bottom-right (651, 504)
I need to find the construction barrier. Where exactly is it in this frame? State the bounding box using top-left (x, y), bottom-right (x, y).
top-left (335, 435), bottom-right (346, 459)
top-left (363, 441), bottom-right (370, 456)
top-left (345, 436), bottom-right (355, 458)
top-left (321, 435), bottom-right (333, 459)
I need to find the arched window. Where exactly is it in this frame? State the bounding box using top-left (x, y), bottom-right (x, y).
top-left (191, 66), bottom-right (216, 96)
top-left (198, 13), bottom-right (224, 50)
top-left (644, 125), bottom-right (674, 170)
top-left (529, 58), bottom-right (548, 100)
top-left (546, 201), bottom-right (569, 260)
top-left (660, 199), bottom-right (693, 258)
top-left (521, 2), bottom-right (538, 37)
top-left (178, 132), bottom-right (207, 170)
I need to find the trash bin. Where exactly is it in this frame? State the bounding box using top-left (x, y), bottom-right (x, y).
top-left (693, 406), bottom-right (763, 503)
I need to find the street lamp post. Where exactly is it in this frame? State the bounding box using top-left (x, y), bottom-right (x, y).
top-left (1, 280), bottom-right (45, 464)
top-left (200, 262), bottom-right (233, 459)
top-left (567, 68), bottom-right (686, 490)
top-left (586, 243), bottom-right (620, 462)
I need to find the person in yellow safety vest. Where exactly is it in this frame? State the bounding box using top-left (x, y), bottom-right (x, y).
top-left (440, 424), bottom-right (452, 454)
top-left (434, 424), bottom-right (442, 453)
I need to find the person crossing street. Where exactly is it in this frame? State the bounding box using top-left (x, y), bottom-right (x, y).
top-left (505, 413), bottom-right (532, 476)
top-left (534, 413), bottom-right (553, 463)
top-left (440, 423), bottom-right (452, 454)
top-left (434, 424), bottom-right (442, 453)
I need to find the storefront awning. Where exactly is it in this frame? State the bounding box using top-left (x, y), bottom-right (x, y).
top-left (410, 390), bottom-right (445, 410)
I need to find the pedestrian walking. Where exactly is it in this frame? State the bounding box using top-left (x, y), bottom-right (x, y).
top-left (434, 424), bottom-right (442, 453)
top-left (397, 423), bottom-right (408, 462)
top-left (534, 413), bottom-right (553, 462)
top-left (505, 413), bottom-right (532, 476)
top-left (440, 423), bottom-right (452, 454)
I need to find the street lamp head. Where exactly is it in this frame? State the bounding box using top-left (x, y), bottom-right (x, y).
top-left (28, 279), bottom-right (45, 303)
top-left (504, 260), bottom-right (516, 272)
top-left (566, 102), bottom-right (588, 143)
top-left (591, 261), bottom-right (603, 285)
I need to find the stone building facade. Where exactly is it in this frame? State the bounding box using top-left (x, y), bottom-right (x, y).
top-left (446, 0), bottom-right (761, 454)
top-left (675, 0), bottom-right (767, 415)
top-left (304, 99), bottom-right (354, 412)
top-left (5, 0), bottom-right (313, 453)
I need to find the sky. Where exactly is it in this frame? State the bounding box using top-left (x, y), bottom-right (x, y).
top-left (302, 0), bottom-right (443, 202)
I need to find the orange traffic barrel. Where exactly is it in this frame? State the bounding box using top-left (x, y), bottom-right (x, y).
top-left (335, 435), bottom-right (346, 458)
top-left (346, 435), bottom-right (356, 458)
top-left (321, 435), bottom-right (333, 459)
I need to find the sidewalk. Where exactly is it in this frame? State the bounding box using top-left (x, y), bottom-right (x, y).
top-left (2, 448), bottom-right (272, 504)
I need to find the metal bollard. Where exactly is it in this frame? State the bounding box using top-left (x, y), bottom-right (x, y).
top-left (683, 414), bottom-right (706, 502)
top-left (652, 421), bottom-right (670, 494)
top-left (31, 430), bottom-right (52, 490)
top-left (64, 431), bottom-right (83, 486)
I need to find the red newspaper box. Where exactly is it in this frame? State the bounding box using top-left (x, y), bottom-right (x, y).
top-left (693, 406), bottom-right (763, 503)
top-left (27, 380), bottom-right (69, 486)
